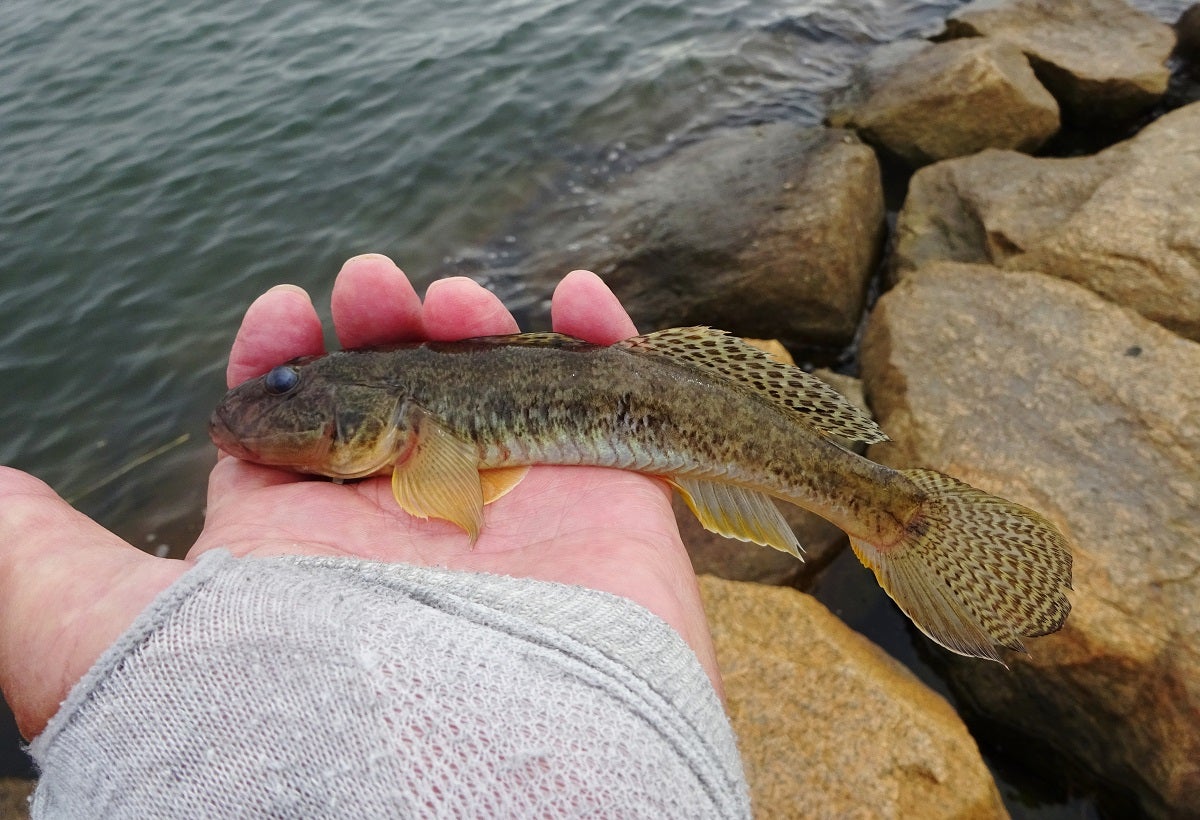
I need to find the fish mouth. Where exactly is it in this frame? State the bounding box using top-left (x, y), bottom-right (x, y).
top-left (208, 407), bottom-right (256, 460)
top-left (208, 405), bottom-right (339, 473)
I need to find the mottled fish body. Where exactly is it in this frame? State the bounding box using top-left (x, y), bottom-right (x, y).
top-left (210, 327), bottom-right (1072, 663)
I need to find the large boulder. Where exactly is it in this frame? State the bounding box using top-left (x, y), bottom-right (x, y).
top-left (699, 575), bottom-right (1007, 819)
top-left (940, 0), bottom-right (1175, 122)
top-left (523, 124), bottom-right (885, 349)
top-left (891, 101), bottom-right (1200, 341)
top-left (861, 264), bottom-right (1200, 817)
top-left (827, 38), bottom-right (1059, 166)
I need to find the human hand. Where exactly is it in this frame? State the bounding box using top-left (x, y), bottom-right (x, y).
top-left (0, 254), bottom-right (719, 740)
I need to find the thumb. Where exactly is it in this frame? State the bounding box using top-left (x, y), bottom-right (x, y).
top-left (0, 467), bottom-right (185, 739)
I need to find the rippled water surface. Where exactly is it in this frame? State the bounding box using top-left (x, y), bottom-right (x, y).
top-left (0, 0), bottom-right (1189, 805)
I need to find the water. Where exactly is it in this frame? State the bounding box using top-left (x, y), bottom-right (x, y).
top-left (0, 0), bottom-right (1189, 809)
top-left (0, 0), bottom-right (962, 545)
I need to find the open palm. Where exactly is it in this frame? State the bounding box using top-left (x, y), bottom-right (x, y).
top-left (0, 255), bottom-right (718, 741)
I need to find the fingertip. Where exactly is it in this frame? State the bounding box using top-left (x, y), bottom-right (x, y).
top-left (423, 277), bottom-right (519, 340)
top-left (331, 254), bottom-right (424, 348)
top-left (227, 284), bottom-right (325, 387)
top-left (344, 252), bottom-right (397, 267)
top-left (551, 270), bottom-right (638, 343)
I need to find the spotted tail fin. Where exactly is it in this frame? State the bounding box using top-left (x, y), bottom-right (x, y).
top-left (850, 469), bottom-right (1073, 663)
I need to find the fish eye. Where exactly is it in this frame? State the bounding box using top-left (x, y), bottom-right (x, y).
top-left (264, 365), bottom-right (300, 395)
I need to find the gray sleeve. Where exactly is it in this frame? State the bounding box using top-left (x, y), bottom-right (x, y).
top-left (28, 550), bottom-right (750, 819)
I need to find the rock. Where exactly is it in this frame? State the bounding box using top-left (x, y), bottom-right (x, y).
top-left (0, 778), bottom-right (31, 820)
top-left (940, 0), bottom-right (1174, 122)
top-left (1178, 4), bottom-right (1200, 61)
top-left (860, 264), bottom-right (1200, 817)
top-left (524, 124), bottom-right (885, 349)
top-left (1169, 5), bottom-right (1200, 111)
top-left (699, 576), bottom-right (1007, 819)
top-left (891, 101), bottom-right (1200, 341)
top-left (827, 38), bottom-right (1059, 167)
top-left (680, 341), bottom-right (870, 585)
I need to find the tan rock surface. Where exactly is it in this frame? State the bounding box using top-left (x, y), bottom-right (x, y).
top-left (861, 264), bottom-right (1200, 817)
top-left (700, 576), bottom-right (1007, 819)
top-left (892, 101), bottom-right (1200, 341)
top-left (827, 37), bottom-right (1059, 166)
top-left (942, 0), bottom-right (1174, 121)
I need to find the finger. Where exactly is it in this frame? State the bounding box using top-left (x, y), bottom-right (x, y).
top-left (422, 277), bottom-right (520, 339)
top-left (227, 285), bottom-right (325, 388)
top-left (331, 254), bottom-right (425, 348)
top-left (550, 270), bottom-right (638, 343)
top-left (0, 468), bottom-right (184, 738)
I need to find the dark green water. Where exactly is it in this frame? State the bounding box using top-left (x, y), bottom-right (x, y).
top-left (0, 0), bottom-right (1188, 811)
top-left (1, 0), bottom-right (972, 549)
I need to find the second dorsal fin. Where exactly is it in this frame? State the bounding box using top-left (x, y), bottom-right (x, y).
top-left (616, 327), bottom-right (888, 444)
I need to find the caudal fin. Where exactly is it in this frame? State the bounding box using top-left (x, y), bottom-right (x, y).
top-left (850, 469), bottom-right (1072, 664)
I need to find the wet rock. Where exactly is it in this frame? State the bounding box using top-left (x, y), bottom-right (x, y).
top-left (1178, 4), bottom-right (1200, 61)
top-left (941, 0), bottom-right (1174, 122)
top-left (1170, 5), bottom-right (1200, 109)
top-left (860, 264), bottom-right (1200, 817)
top-left (891, 101), bottom-right (1200, 341)
top-left (700, 576), bottom-right (1007, 819)
top-left (525, 124), bottom-right (885, 349)
top-left (827, 38), bottom-right (1059, 167)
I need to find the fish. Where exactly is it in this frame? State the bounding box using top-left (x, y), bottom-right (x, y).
top-left (209, 326), bottom-right (1072, 663)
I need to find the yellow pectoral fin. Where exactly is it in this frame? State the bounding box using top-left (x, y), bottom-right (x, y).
top-left (479, 465), bottom-right (531, 504)
top-left (671, 476), bottom-right (804, 559)
top-left (391, 415), bottom-right (485, 542)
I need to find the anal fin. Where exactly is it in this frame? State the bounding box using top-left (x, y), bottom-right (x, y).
top-left (391, 413), bottom-right (485, 542)
top-left (480, 466), bottom-right (530, 504)
top-left (671, 476), bottom-right (803, 559)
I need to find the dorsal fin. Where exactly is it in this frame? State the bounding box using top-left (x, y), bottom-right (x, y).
top-left (616, 327), bottom-right (888, 444)
top-left (443, 332), bottom-right (600, 351)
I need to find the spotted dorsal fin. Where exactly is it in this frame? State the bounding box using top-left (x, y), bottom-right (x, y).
top-left (449, 332), bottom-right (599, 351)
top-left (616, 327), bottom-right (888, 444)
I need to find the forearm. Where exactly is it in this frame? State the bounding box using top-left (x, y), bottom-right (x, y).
top-left (29, 551), bottom-right (749, 818)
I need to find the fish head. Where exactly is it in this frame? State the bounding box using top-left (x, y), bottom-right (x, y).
top-left (209, 354), bottom-right (408, 480)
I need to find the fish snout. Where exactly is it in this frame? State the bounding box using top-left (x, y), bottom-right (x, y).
top-left (208, 406), bottom-right (254, 459)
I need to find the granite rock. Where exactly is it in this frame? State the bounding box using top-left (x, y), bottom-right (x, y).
top-left (892, 101), bottom-right (1200, 341)
top-left (700, 575), bottom-right (1008, 819)
top-left (861, 264), bottom-right (1200, 817)
top-left (941, 0), bottom-right (1175, 122)
top-left (523, 124), bottom-right (885, 349)
top-left (827, 37), bottom-right (1059, 166)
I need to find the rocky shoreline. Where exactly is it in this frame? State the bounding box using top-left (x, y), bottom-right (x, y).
top-left (0, 3), bottom-right (1193, 819)
top-left (446, 0), bottom-right (1200, 817)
